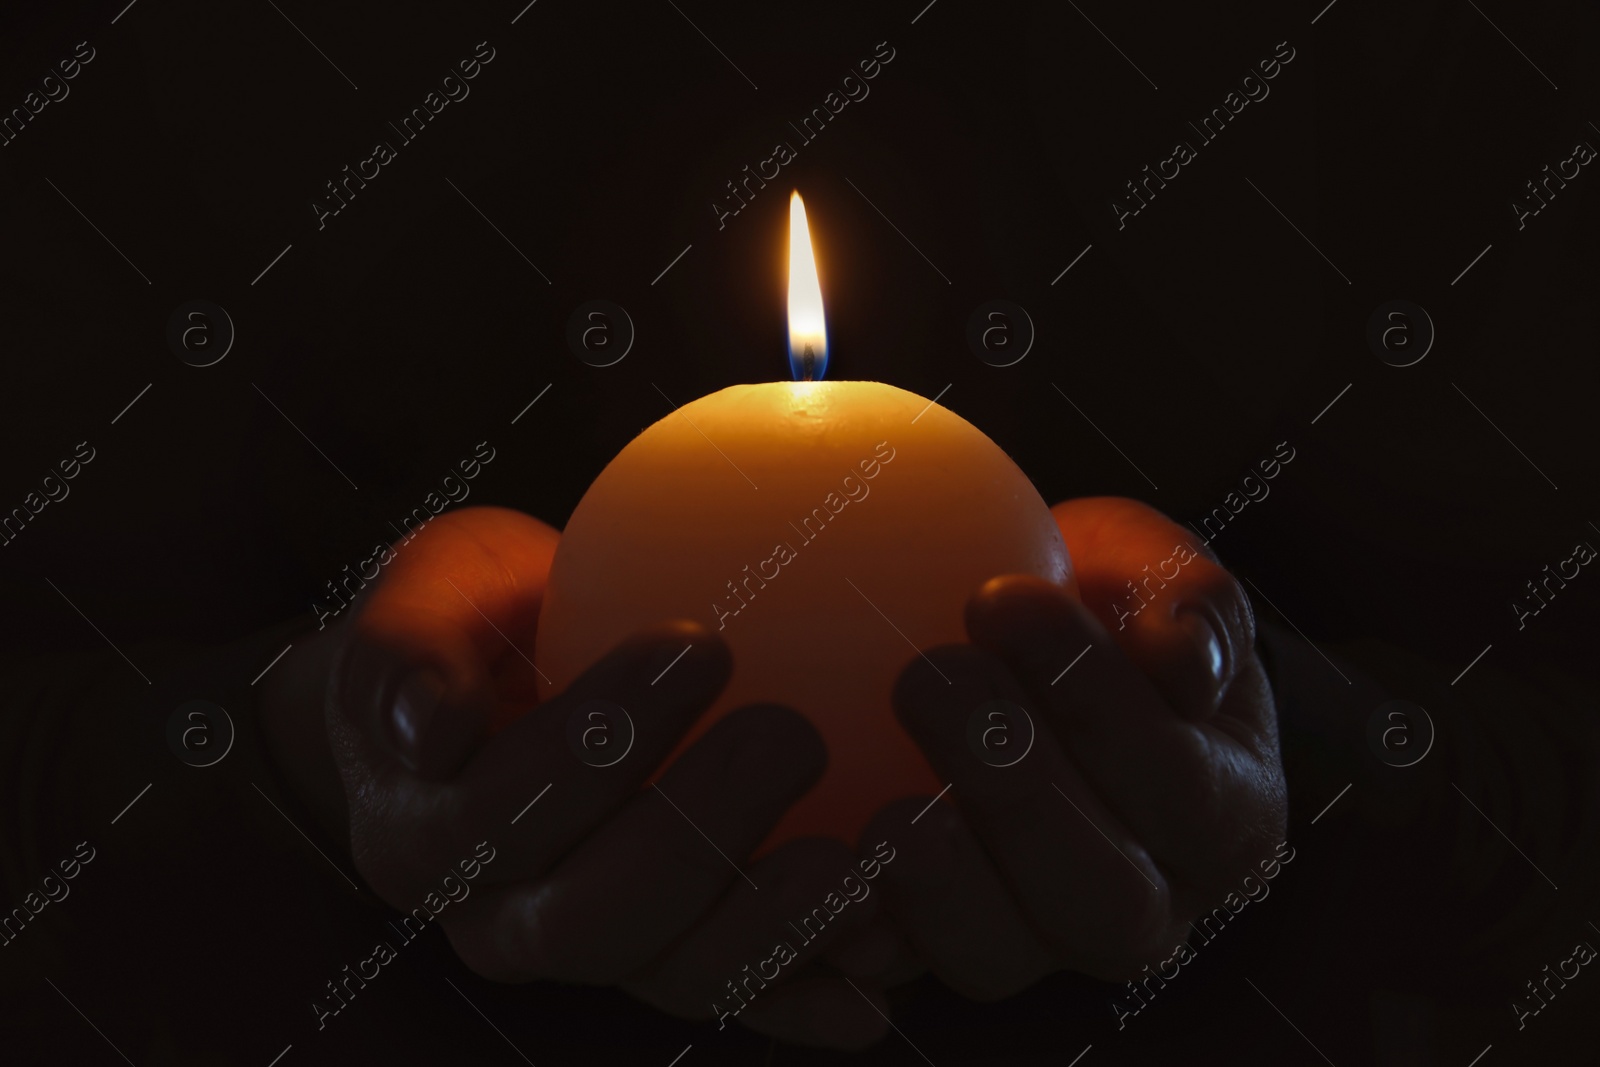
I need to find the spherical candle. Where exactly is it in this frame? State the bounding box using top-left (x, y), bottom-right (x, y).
top-left (535, 379), bottom-right (1071, 848)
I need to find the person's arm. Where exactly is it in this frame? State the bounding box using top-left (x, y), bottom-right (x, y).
top-left (1260, 619), bottom-right (1600, 988)
top-left (0, 614), bottom-right (321, 992)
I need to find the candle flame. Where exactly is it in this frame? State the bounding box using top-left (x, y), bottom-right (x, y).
top-left (787, 191), bottom-right (828, 381)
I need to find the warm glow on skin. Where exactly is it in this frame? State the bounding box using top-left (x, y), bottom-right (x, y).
top-left (787, 191), bottom-right (827, 378)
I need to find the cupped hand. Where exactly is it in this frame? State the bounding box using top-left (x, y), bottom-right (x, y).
top-left (260, 506), bottom-right (892, 1049)
top-left (862, 496), bottom-right (1287, 1000)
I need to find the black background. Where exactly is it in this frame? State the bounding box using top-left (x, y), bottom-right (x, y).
top-left (1, 0), bottom-right (1596, 1064)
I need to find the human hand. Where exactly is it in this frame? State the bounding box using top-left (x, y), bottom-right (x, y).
top-left (259, 506), bottom-right (893, 1049)
top-left (863, 497), bottom-right (1287, 999)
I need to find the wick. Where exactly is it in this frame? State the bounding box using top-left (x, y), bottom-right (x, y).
top-left (801, 344), bottom-right (815, 382)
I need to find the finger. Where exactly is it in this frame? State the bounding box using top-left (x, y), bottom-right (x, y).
top-left (619, 838), bottom-right (889, 1048)
top-left (893, 647), bottom-right (1179, 979)
top-left (1052, 497), bottom-right (1255, 720)
top-left (349, 622), bottom-right (731, 905)
top-left (861, 796), bottom-right (1057, 1000)
top-left (819, 914), bottom-right (919, 982)
top-left (333, 506), bottom-right (560, 780)
top-left (965, 577), bottom-right (1284, 904)
top-left (441, 703), bottom-right (825, 983)
top-left (736, 968), bottom-right (891, 1052)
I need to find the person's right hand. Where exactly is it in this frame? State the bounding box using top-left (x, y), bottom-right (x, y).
top-left (259, 506), bottom-right (896, 1049)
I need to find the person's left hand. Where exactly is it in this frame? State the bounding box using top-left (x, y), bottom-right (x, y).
top-left (862, 496), bottom-right (1288, 999)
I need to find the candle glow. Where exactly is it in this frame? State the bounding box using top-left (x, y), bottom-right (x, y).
top-left (787, 191), bottom-right (828, 382)
top-left (534, 193), bottom-right (1070, 848)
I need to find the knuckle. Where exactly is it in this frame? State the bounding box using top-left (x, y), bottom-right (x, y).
top-left (497, 882), bottom-right (581, 980)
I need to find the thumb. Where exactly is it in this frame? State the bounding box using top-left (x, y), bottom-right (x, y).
top-left (332, 506), bottom-right (560, 780)
top-left (1050, 497), bottom-right (1254, 720)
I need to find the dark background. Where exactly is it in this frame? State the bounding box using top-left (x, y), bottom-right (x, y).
top-left (1, 0), bottom-right (1596, 1063)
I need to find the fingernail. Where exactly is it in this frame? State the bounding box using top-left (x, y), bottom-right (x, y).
top-left (389, 671), bottom-right (446, 767)
top-left (1177, 608), bottom-right (1227, 715)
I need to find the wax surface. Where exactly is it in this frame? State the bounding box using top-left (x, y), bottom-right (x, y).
top-left (535, 381), bottom-right (1071, 848)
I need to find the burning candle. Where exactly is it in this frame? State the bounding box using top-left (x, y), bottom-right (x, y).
top-left (535, 193), bottom-right (1070, 847)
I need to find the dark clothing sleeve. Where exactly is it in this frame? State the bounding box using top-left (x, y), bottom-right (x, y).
top-left (0, 619), bottom-right (375, 1055)
top-left (1255, 617), bottom-right (1600, 1059)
